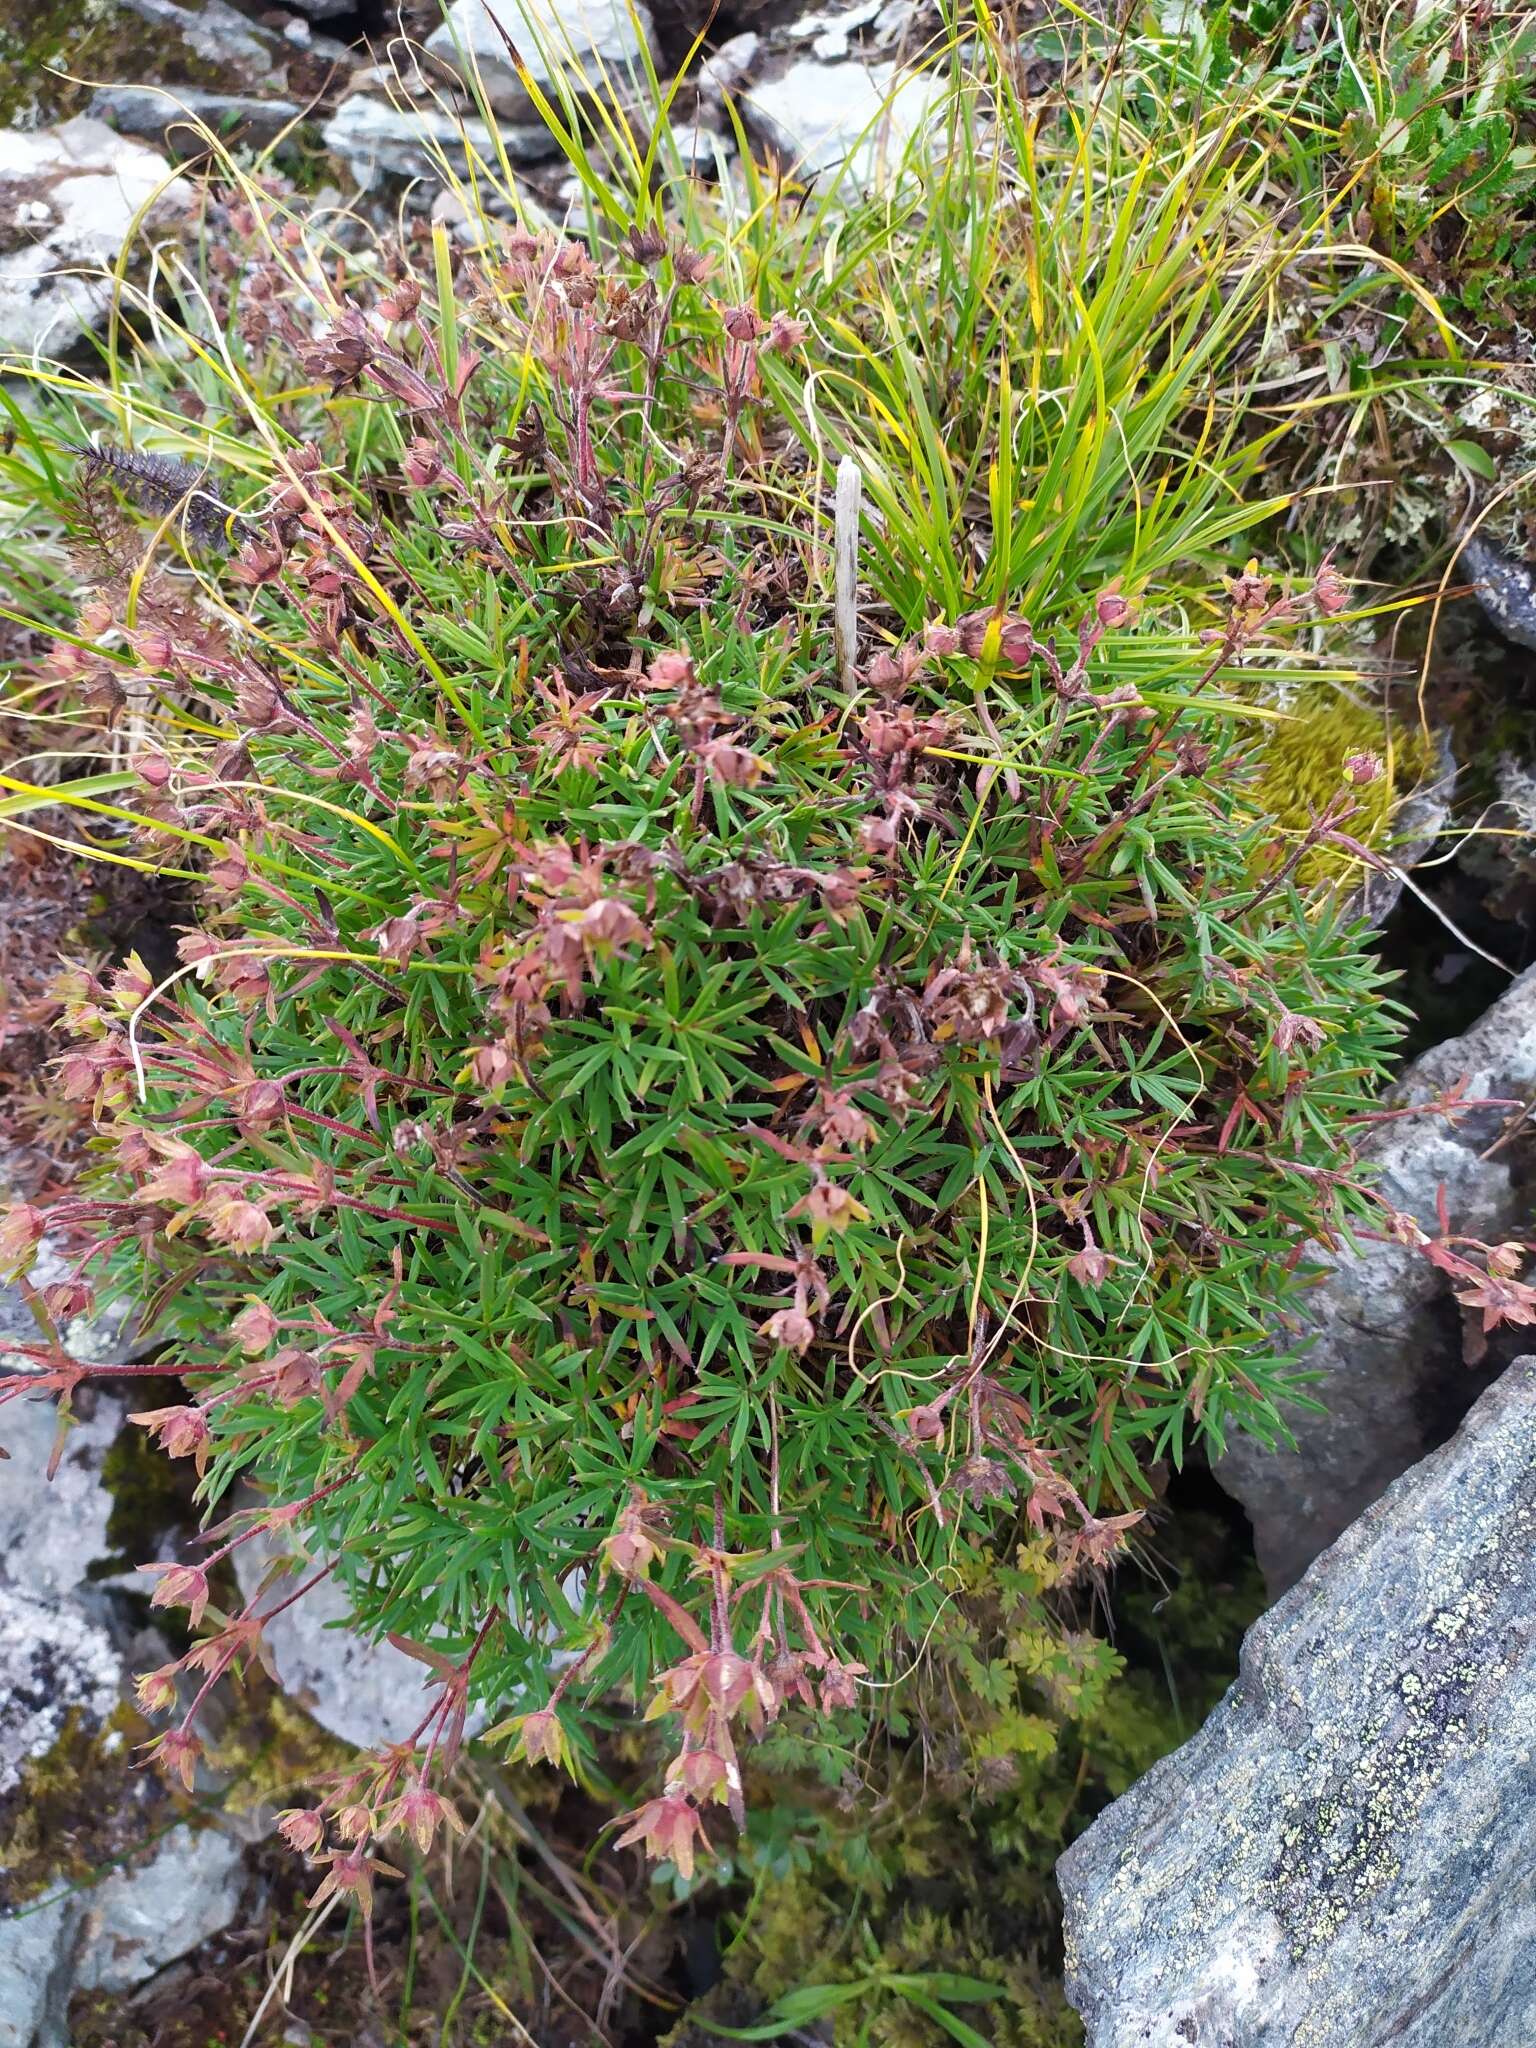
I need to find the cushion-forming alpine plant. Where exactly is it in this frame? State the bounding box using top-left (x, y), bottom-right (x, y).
top-left (4, 159), bottom-right (1531, 1900)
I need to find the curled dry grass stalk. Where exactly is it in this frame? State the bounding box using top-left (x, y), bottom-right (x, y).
top-left (0, 0), bottom-right (1525, 1961)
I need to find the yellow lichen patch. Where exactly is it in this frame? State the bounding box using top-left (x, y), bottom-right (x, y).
top-left (1246, 687), bottom-right (1436, 891)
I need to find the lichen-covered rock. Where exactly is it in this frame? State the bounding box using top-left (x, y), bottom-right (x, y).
top-left (0, 0), bottom-right (352, 130)
top-left (0, 1379), bottom-right (128, 1795)
top-left (424, 0), bottom-right (659, 122)
top-left (0, 118), bottom-right (192, 357)
top-left (0, 1588), bottom-right (121, 1803)
top-left (1216, 964), bottom-right (1536, 1593)
top-left (1059, 1358), bottom-right (1536, 2048)
top-left (0, 1232), bottom-right (247, 2038)
top-left (1463, 532), bottom-right (1536, 652)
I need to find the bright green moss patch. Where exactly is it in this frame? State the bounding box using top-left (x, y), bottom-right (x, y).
top-left (1249, 686), bottom-right (1437, 889)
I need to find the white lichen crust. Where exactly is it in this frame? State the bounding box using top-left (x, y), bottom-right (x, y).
top-left (1058, 1360), bottom-right (1536, 2048)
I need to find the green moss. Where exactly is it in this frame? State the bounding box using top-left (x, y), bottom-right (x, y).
top-left (0, 0), bottom-right (236, 127)
top-left (665, 1513), bottom-right (1264, 2048)
top-left (0, 1701), bottom-right (169, 1908)
top-left (94, 1385), bottom-right (195, 1577)
top-left (1250, 686), bottom-right (1436, 888)
top-left (205, 1680), bottom-right (351, 1813)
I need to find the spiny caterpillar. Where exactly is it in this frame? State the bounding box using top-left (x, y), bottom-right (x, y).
top-left (73, 442), bottom-right (256, 549)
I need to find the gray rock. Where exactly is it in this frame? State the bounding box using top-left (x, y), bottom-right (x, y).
top-left (0, 1258), bottom-right (138, 1794)
top-left (0, 1889), bottom-right (70, 2048)
top-left (0, 1824), bottom-right (247, 2048)
top-left (425, 0), bottom-right (659, 121)
top-left (740, 57), bottom-right (945, 189)
top-left (1059, 1358), bottom-right (1536, 2048)
top-left (667, 117), bottom-right (734, 176)
top-left (0, 1232), bottom-right (139, 1373)
top-left (91, 87), bottom-right (308, 155)
top-left (698, 31), bottom-right (762, 94)
top-left (0, 0), bottom-right (347, 130)
top-left (116, 0), bottom-right (282, 79)
top-left (0, 1586), bottom-right (121, 1802)
top-left (1463, 533), bottom-right (1536, 652)
top-left (783, 0), bottom-right (884, 61)
top-left (0, 119), bottom-right (193, 358)
top-left (233, 1507), bottom-right (582, 1751)
top-left (1216, 964), bottom-right (1536, 1594)
top-left (232, 1514), bottom-right (455, 1749)
top-left (74, 1823), bottom-right (247, 1995)
top-left (322, 94), bottom-right (556, 187)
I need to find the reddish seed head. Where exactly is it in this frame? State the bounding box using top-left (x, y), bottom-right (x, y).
top-left (41, 1278), bottom-right (92, 1320)
top-left (386, 1779), bottom-right (465, 1855)
top-left (138, 1145), bottom-right (208, 1209)
top-left (760, 1306), bottom-right (815, 1354)
top-left (818, 1658), bottom-right (865, 1712)
top-left (787, 1181), bottom-right (868, 1237)
top-left (230, 1299), bottom-right (279, 1355)
top-left (140, 1562), bottom-right (211, 1627)
top-left (509, 1707), bottom-right (570, 1770)
top-left (1067, 1239), bottom-right (1112, 1288)
top-left (1313, 559), bottom-right (1350, 615)
top-left (699, 739), bottom-right (768, 788)
top-left (134, 1662), bottom-right (182, 1716)
top-left (903, 1402), bottom-right (947, 1444)
top-left (719, 302), bottom-right (766, 341)
top-left (205, 1196), bottom-right (277, 1254)
top-left (152, 1727), bottom-right (204, 1793)
top-left (646, 650), bottom-right (695, 691)
top-left (402, 437), bottom-right (446, 489)
top-left (1272, 1010), bottom-right (1327, 1055)
top-left (0, 1203), bottom-right (47, 1271)
top-left (614, 1794), bottom-right (709, 1879)
top-left (763, 311), bottom-right (807, 356)
top-left (130, 1404), bottom-right (211, 1466)
top-left (954, 609), bottom-right (1034, 665)
top-left (602, 1503), bottom-right (661, 1581)
top-left (671, 1747), bottom-right (733, 1804)
top-left (277, 1806), bottom-right (327, 1854)
top-left (333, 1802), bottom-right (374, 1843)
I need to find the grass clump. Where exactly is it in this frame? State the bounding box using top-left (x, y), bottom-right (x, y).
top-left (1196, 0), bottom-right (1536, 321)
top-left (4, 0), bottom-right (1520, 1934)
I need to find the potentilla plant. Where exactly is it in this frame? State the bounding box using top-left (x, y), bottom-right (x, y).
top-left (2, 175), bottom-right (1525, 1920)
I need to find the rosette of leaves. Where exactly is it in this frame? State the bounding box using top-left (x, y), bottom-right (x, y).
top-left (0, 203), bottom-right (1404, 1871)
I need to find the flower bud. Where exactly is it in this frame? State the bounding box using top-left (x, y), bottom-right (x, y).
top-left (402, 437), bottom-right (446, 489)
top-left (0, 1203), bottom-right (46, 1270)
